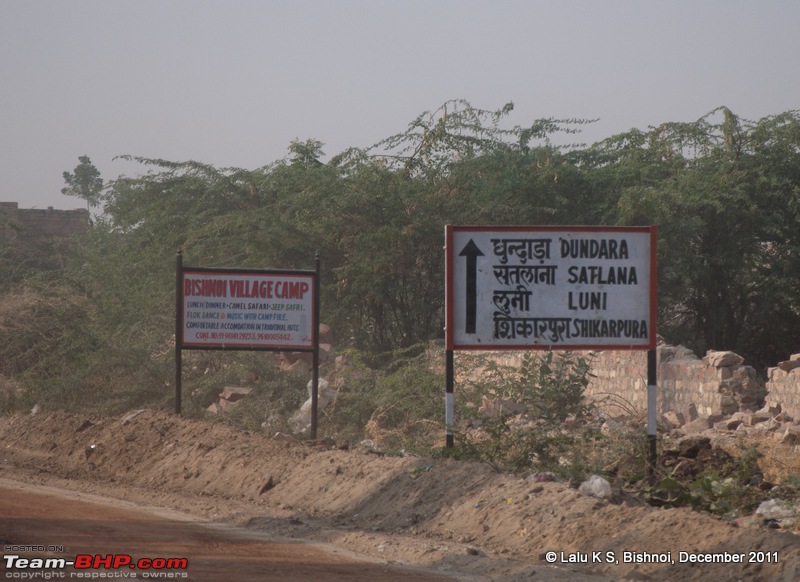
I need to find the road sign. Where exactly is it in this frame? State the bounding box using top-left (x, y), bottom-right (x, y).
top-left (445, 225), bottom-right (657, 350)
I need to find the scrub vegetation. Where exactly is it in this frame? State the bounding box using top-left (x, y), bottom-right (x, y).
top-left (2, 102), bottom-right (800, 470)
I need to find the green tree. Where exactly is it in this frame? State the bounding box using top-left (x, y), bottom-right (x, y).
top-left (62, 155), bottom-right (103, 211)
top-left (96, 102), bottom-right (596, 360)
top-left (7, 101), bottom-right (800, 420)
top-left (586, 108), bottom-right (800, 368)
top-left (288, 138), bottom-right (325, 168)
top-left (333, 100), bottom-right (595, 355)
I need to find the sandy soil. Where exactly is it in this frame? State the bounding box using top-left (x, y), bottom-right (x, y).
top-left (1, 409), bottom-right (800, 581)
top-left (0, 480), bottom-right (452, 581)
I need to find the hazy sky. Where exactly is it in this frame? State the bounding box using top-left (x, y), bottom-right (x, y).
top-left (2, 1), bottom-right (798, 210)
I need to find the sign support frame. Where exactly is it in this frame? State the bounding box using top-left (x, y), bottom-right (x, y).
top-left (174, 251), bottom-right (320, 438)
top-left (443, 225), bottom-right (658, 475)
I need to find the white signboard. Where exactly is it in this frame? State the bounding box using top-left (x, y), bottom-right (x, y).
top-left (445, 226), bottom-right (656, 350)
top-left (181, 269), bottom-right (315, 350)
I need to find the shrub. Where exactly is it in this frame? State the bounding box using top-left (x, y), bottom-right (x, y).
top-left (320, 346), bottom-right (444, 451)
top-left (448, 350), bottom-right (602, 474)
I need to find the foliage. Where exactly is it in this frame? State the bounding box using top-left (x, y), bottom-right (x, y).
top-left (581, 108), bottom-right (800, 368)
top-left (2, 101), bottom-right (800, 428)
top-left (0, 286), bottom-right (96, 412)
top-left (0, 237), bottom-right (74, 295)
top-left (485, 351), bottom-right (594, 422)
top-left (319, 346), bottom-right (444, 451)
top-left (187, 352), bottom-right (309, 433)
top-left (448, 351), bottom-right (601, 475)
top-left (62, 155), bottom-right (104, 210)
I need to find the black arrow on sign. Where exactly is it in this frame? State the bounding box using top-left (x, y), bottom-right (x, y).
top-left (459, 239), bottom-right (484, 334)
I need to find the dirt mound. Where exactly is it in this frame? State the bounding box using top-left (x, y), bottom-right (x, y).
top-left (2, 409), bottom-right (800, 581)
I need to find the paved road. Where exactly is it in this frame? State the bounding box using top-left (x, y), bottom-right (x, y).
top-left (0, 481), bottom-right (452, 581)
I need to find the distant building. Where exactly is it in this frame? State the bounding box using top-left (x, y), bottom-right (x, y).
top-left (0, 202), bottom-right (89, 240)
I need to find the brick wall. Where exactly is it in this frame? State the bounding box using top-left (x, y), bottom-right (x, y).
top-left (0, 201), bottom-right (89, 240)
top-left (765, 355), bottom-right (800, 418)
top-left (459, 343), bottom-right (768, 421)
top-left (583, 345), bottom-right (763, 419)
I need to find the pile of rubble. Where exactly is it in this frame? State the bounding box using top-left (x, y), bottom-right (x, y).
top-left (278, 323), bottom-right (334, 371)
top-left (663, 402), bottom-right (800, 445)
top-left (206, 322), bottom-right (339, 426)
top-left (766, 353), bottom-right (800, 417)
top-left (207, 386), bottom-right (252, 413)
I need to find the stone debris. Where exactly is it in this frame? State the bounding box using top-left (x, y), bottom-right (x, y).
top-left (777, 357), bottom-right (800, 373)
top-left (780, 426), bottom-right (800, 445)
top-left (279, 323), bottom-right (335, 371)
top-left (676, 436), bottom-right (711, 459)
top-left (206, 324), bottom-right (339, 426)
top-left (675, 408), bottom-right (800, 444)
top-left (578, 475), bottom-right (612, 499)
top-left (207, 386), bottom-right (252, 413)
top-left (666, 405), bottom-right (799, 440)
top-left (704, 350), bottom-right (745, 368)
top-left (661, 410), bottom-right (685, 429)
top-left (766, 352), bottom-right (800, 418)
top-left (527, 472), bottom-right (559, 483)
top-left (681, 417), bottom-right (713, 434)
top-left (258, 476), bottom-right (276, 494)
top-left (713, 417), bottom-right (743, 431)
top-left (756, 499), bottom-right (799, 528)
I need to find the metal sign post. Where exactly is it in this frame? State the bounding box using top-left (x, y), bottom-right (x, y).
top-left (647, 348), bottom-right (658, 478)
top-left (444, 225), bottom-right (658, 470)
top-left (311, 251), bottom-right (321, 440)
top-left (175, 250), bottom-right (184, 415)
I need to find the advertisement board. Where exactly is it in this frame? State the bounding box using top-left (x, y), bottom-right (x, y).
top-left (180, 269), bottom-right (315, 351)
